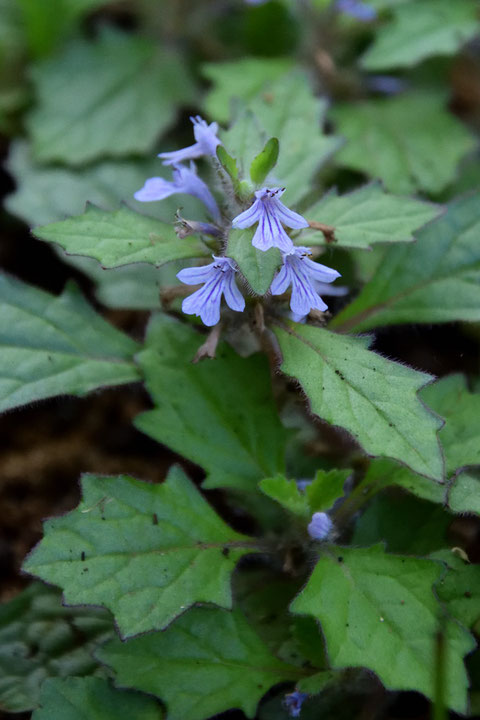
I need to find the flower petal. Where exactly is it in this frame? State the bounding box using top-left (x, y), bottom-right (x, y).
top-left (223, 272), bottom-right (245, 312)
top-left (270, 264), bottom-right (291, 295)
top-left (232, 199), bottom-right (263, 229)
top-left (303, 256), bottom-right (341, 283)
top-left (272, 198), bottom-right (309, 229)
top-left (158, 143), bottom-right (203, 165)
top-left (177, 262), bottom-right (215, 285)
top-left (133, 177), bottom-right (176, 202)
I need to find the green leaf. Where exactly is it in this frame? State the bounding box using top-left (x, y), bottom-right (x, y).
top-left (291, 545), bottom-right (475, 712)
top-left (361, 0), bottom-right (480, 70)
top-left (353, 493), bottom-right (451, 554)
top-left (272, 321), bottom-right (443, 480)
top-left (228, 227), bottom-right (281, 295)
top-left (435, 552), bottom-right (480, 630)
top-left (332, 195), bottom-right (480, 332)
top-left (26, 29), bottom-right (194, 164)
top-left (135, 315), bottom-right (287, 491)
top-left (250, 137), bottom-right (280, 185)
top-left (202, 57), bottom-right (294, 123)
top-left (301, 183), bottom-right (441, 249)
top-left (5, 141), bottom-right (206, 227)
top-left (332, 92), bottom-right (475, 194)
top-left (259, 469), bottom-right (349, 518)
top-left (32, 677), bottom-right (161, 720)
top-left (23, 466), bottom-right (255, 637)
top-left (259, 475), bottom-right (310, 517)
top-left (97, 607), bottom-right (299, 720)
top-left (306, 469), bottom-right (349, 512)
top-left (448, 470), bottom-right (480, 516)
top-left (358, 457), bottom-right (446, 505)
top-left (33, 205), bottom-right (209, 269)
top-left (0, 583), bottom-right (113, 713)
top-left (248, 72), bottom-right (342, 205)
top-left (296, 671), bottom-right (336, 695)
top-left (0, 275), bottom-right (139, 413)
top-left (216, 145), bottom-right (240, 189)
top-left (421, 374), bottom-right (480, 476)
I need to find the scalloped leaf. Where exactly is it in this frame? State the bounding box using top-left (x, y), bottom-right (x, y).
top-left (33, 205), bottom-right (209, 269)
top-left (291, 545), bottom-right (474, 712)
top-left (272, 321), bottom-right (443, 480)
top-left (23, 467), bottom-right (257, 637)
top-left (97, 607), bottom-right (300, 720)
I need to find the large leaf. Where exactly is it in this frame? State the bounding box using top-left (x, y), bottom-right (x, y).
top-left (0, 274), bottom-right (139, 413)
top-left (97, 607), bottom-right (300, 720)
top-left (0, 583), bottom-right (112, 713)
top-left (33, 205), bottom-right (209, 269)
top-left (301, 183), bottom-right (441, 249)
top-left (228, 227), bottom-right (281, 295)
top-left (26, 29), bottom-right (194, 164)
top-left (421, 374), bottom-right (480, 476)
top-left (332, 195), bottom-right (480, 332)
top-left (135, 315), bottom-right (287, 491)
top-left (202, 57), bottom-right (294, 123)
top-left (291, 545), bottom-right (474, 712)
top-left (32, 677), bottom-right (161, 720)
top-left (23, 467), bottom-right (256, 637)
top-left (273, 321), bottom-right (443, 480)
top-left (361, 0), bottom-right (480, 70)
top-left (332, 92), bottom-right (475, 194)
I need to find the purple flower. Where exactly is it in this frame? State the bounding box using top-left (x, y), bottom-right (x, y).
top-left (158, 116), bottom-right (221, 166)
top-left (232, 188), bottom-right (308, 253)
top-left (177, 256), bottom-right (245, 327)
top-left (336, 0), bottom-right (377, 21)
top-left (270, 246), bottom-right (340, 316)
top-left (366, 75), bottom-right (408, 96)
top-left (284, 691), bottom-right (308, 718)
top-left (308, 512), bottom-right (334, 541)
top-left (134, 162), bottom-right (220, 222)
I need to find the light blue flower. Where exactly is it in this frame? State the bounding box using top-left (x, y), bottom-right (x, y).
top-left (308, 512), bottom-right (334, 540)
top-left (336, 0), bottom-right (376, 21)
top-left (284, 691), bottom-right (308, 718)
top-left (158, 116), bottom-right (221, 166)
top-left (177, 256), bottom-right (245, 326)
top-left (270, 246), bottom-right (340, 316)
top-left (232, 188), bottom-right (308, 253)
top-left (134, 162), bottom-right (221, 222)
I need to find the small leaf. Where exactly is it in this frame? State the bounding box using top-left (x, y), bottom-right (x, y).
top-left (23, 466), bottom-right (256, 637)
top-left (333, 92), bottom-right (475, 195)
top-left (250, 137), bottom-right (280, 185)
top-left (216, 144), bottom-right (240, 186)
top-left (26, 29), bottom-right (194, 164)
top-left (97, 607), bottom-right (299, 720)
top-left (361, 0), bottom-right (480, 71)
top-left (228, 227), bottom-right (281, 295)
top-left (273, 321), bottom-right (443, 481)
top-left (32, 677), bottom-right (161, 720)
top-left (0, 274), bottom-right (139, 413)
top-left (0, 583), bottom-right (113, 713)
top-left (291, 545), bottom-right (475, 712)
top-left (296, 671), bottom-right (336, 695)
top-left (302, 183), bottom-right (441, 249)
top-left (306, 469), bottom-right (349, 512)
top-left (33, 205), bottom-right (209, 269)
top-left (259, 475), bottom-right (310, 517)
top-left (332, 195), bottom-right (480, 332)
top-left (135, 315), bottom-right (287, 491)
top-left (421, 374), bottom-right (480, 477)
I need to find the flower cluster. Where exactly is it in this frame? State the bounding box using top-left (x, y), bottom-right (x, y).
top-left (135, 116), bottom-right (341, 327)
